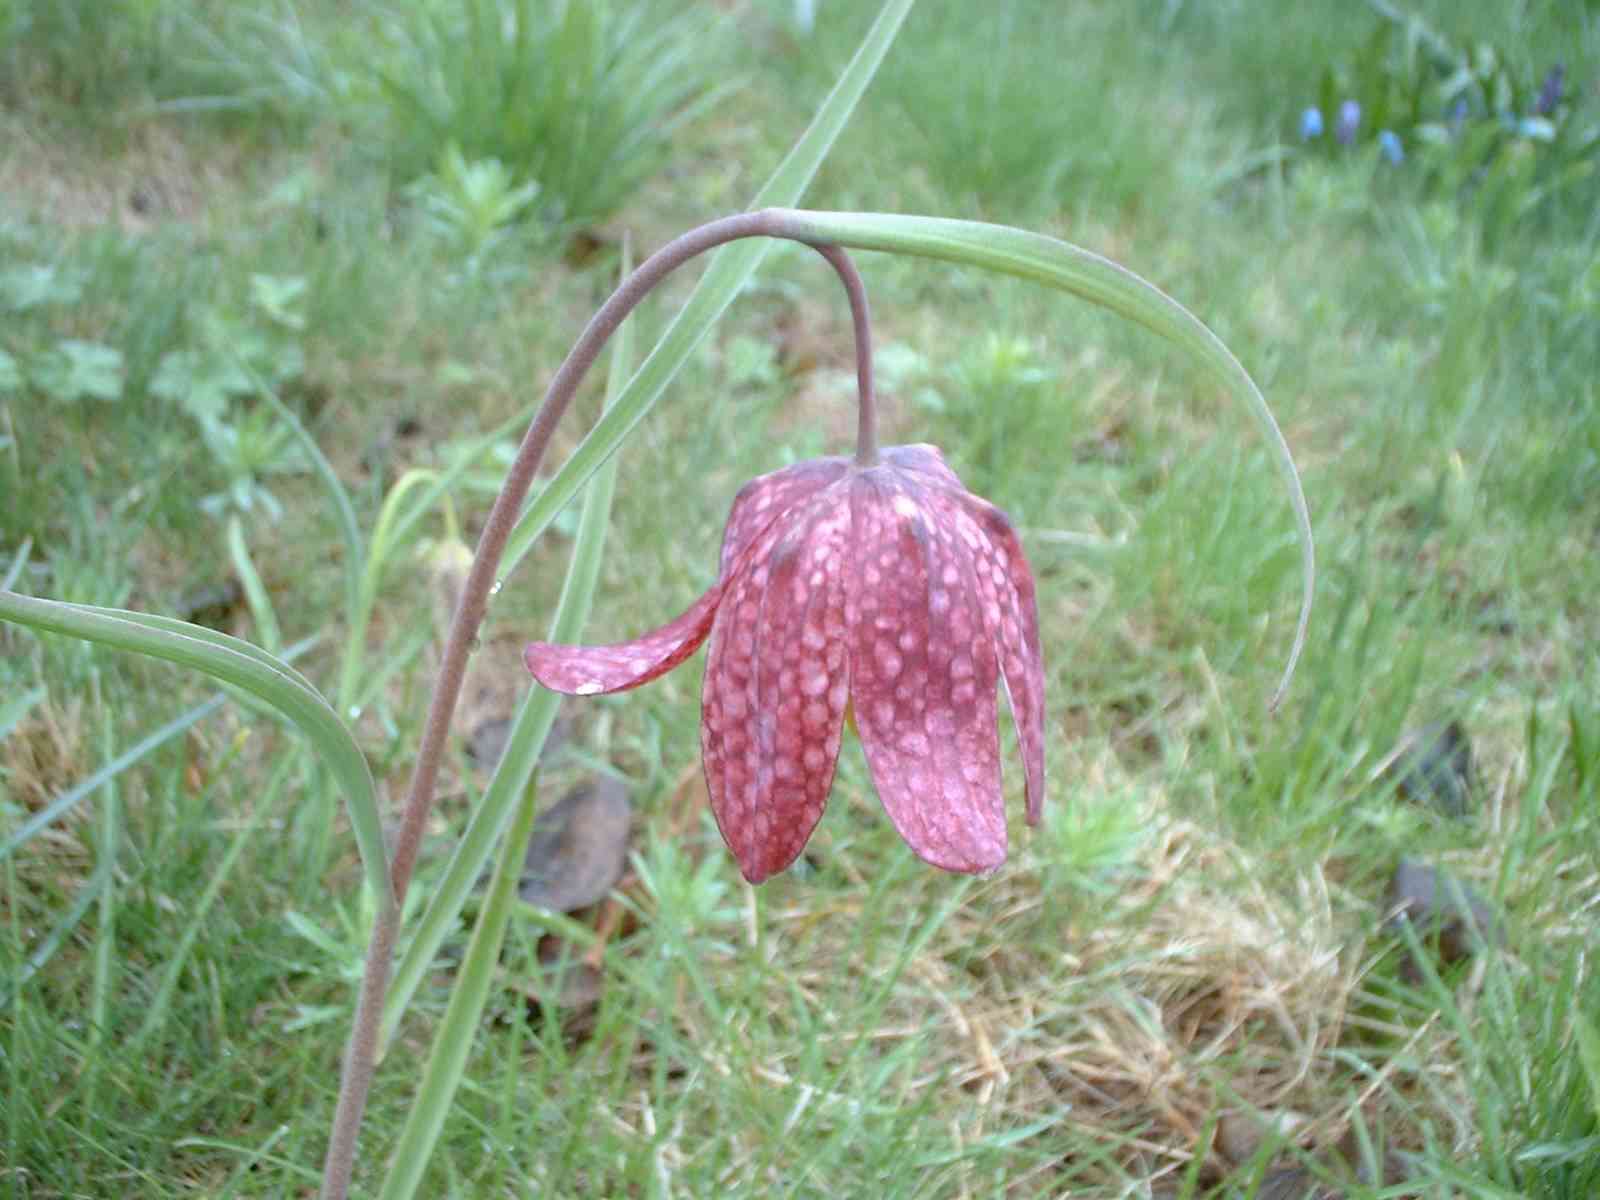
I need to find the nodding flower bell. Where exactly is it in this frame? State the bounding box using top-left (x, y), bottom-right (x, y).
top-left (525, 444), bottom-right (1046, 882)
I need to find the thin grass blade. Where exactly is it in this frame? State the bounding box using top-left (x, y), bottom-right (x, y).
top-left (227, 515), bottom-right (284, 655)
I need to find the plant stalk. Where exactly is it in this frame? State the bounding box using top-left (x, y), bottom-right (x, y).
top-left (814, 243), bottom-right (878, 466)
top-left (320, 209), bottom-right (877, 1199)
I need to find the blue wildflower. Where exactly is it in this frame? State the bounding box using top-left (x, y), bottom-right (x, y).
top-left (1299, 107), bottom-right (1324, 140)
top-left (1378, 130), bottom-right (1404, 165)
top-left (1534, 64), bottom-right (1565, 116)
top-left (1336, 99), bottom-right (1361, 146)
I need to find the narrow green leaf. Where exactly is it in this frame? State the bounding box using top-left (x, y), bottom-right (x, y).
top-left (71, 603), bottom-right (323, 697)
top-left (375, 7), bottom-right (917, 1184)
top-left (227, 515), bottom-right (284, 655)
top-left (377, 772), bottom-right (542, 1200)
top-left (0, 592), bottom-right (392, 914)
top-left (781, 209), bottom-right (1314, 707)
top-left (498, 0), bottom-right (918, 580)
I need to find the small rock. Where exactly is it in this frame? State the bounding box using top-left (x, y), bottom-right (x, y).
top-left (1384, 859), bottom-right (1503, 977)
top-left (466, 715), bottom-right (514, 770)
top-left (1388, 720), bottom-right (1475, 818)
top-left (521, 940), bottom-right (605, 1040)
top-left (177, 579), bottom-right (243, 630)
top-left (519, 776), bottom-right (632, 912)
top-left (1216, 1109), bottom-right (1306, 1165)
top-left (465, 707), bottom-right (571, 772)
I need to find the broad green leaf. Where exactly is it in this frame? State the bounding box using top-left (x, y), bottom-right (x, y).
top-left (0, 264), bottom-right (83, 311)
top-left (150, 349), bottom-right (249, 423)
top-left (34, 339), bottom-right (124, 403)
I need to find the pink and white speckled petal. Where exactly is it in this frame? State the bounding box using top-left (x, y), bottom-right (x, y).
top-left (524, 579), bottom-right (727, 696)
top-left (969, 496), bottom-right (1046, 824)
top-left (702, 491), bottom-right (852, 883)
top-left (921, 488), bottom-right (1048, 826)
top-left (717, 457), bottom-right (852, 578)
top-left (847, 470), bottom-right (1006, 874)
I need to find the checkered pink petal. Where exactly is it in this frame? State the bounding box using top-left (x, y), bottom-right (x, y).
top-left (525, 446), bottom-right (1048, 881)
top-left (702, 490), bottom-right (852, 881)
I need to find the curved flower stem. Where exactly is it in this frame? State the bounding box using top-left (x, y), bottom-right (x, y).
top-left (320, 208), bottom-right (874, 1200)
top-left (814, 244), bottom-right (878, 466)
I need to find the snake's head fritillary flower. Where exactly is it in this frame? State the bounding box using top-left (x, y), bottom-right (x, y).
top-left (525, 444), bottom-right (1046, 883)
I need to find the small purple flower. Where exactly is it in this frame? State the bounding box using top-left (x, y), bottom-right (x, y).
top-left (1377, 130), bottom-right (1404, 165)
top-left (1535, 63), bottom-right (1565, 116)
top-left (1449, 96), bottom-right (1469, 132)
top-left (1336, 99), bottom-right (1361, 146)
top-left (1299, 107), bottom-right (1324, 141)
top-left (526, 445), bottom-right (1046, 882)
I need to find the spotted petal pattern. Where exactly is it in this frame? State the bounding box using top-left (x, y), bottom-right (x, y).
top-left (918, 488), bottom-right (1046, 824)
top-left (526, 444), bottom-right (1049, 883)
top-left (703, 489), bottom-right (852, 881)
top-left (718, 457), bottom-right (851, 577)
top-left (847, 469), bottom-right (1006, 872)
top-left (523, 580), bottom-right (726, 696)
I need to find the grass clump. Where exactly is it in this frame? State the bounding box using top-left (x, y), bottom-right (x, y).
top-left (373, 0), bottom-right (724, 235)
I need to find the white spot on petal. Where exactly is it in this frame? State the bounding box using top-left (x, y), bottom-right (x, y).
top-left (875, 642), bottom-right (903, 678)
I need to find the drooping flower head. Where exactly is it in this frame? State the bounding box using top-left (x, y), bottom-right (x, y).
top-left (525, 444), bottom-right (1045, 883)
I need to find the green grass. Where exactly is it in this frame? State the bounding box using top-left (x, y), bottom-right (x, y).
top-left (4, 0), bottom-right (1600, 1194)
